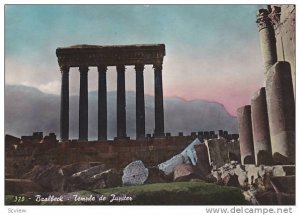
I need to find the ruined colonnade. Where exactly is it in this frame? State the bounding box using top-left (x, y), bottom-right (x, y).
top-left (237, 7), bottom-right (295, 165)
top-left (56, 44), bottom-right (166, 141)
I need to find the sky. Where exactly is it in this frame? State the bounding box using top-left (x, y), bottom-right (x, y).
top-left (5, 4), bottom-right (266, 116)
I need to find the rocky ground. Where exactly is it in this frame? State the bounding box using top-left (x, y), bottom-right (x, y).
top-left (5, 138), bottom-right (295, 205)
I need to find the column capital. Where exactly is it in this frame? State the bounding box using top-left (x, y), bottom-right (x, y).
top-left (268, 6), bottom-right (281, 29)
top-left (256, 9), bottom-right (273, 32)
top-left (79, 66), bottom-right (89, 73)
top-left (97, 65), bottom-right (107, 73)
top-left (153, 63), bottom-right (162, 71)
top-left (135, 64), bottom-right (144, 72)
top-left (60, 65), bottom-right (70, 73)
top-left (116, 65), bottom-right (126, 72)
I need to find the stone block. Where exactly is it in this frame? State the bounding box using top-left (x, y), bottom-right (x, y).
top-left (122, 160), bottom-right (149, 186)
top-left (173, 164), bottom-right (201, 182)
top-left (5, 179), bottom-right (44, 195)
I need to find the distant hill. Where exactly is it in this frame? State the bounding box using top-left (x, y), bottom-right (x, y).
top-left (5, 84), bottom-right (238, 140)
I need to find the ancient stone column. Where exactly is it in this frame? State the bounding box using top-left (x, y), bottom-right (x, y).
top-left (135, 64), bottom-right (145, 139)
top-left (98, 65), bottom-right (107, 141)
top-left (266, 61), bottom-right (295, 164)
top-left (79, 66), bottom-right (89, 141)
top-left (237, 105), bottom-right (255, 164)
top-left (256, 9), bottom-right (278, 76)
top-left (153, 64), bottom-right (165, 137)
top-left (251, 87), bottom-right (272, 165)
top-left (116, 65), bottom-right (127, 139)
top-left (60, 66), bottom-right (69, 141)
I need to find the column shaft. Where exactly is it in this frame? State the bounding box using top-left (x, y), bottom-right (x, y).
top-left (256, 9), bottom-right (278, 76)
top-left (116, 65), bottom-right (127, 139)
top-left (60, 66), bottom-right (69, 141)
top-left (98, 65), bottom-right (107, 141)
top-left (251, 87), bottom-right (272, 165)
top-left (266, 61), bottom-right (295, 164)
top-left (237, 105), bottom-right (255, 164)
top-left (135, 64), bottom-right (145, 139)
top-left (154, 64), bottom-right (164, 137)
top-left (79, 66), bottom-right (89, 141)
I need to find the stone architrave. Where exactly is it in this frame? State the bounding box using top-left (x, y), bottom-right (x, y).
top-left (265, 61), bottom-right (295, 164)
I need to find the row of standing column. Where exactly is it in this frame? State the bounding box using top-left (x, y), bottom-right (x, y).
top-left (60, 64), bottom-right (165, 141)
top-left (237, 8), bottom-right (295, 166)
top-left (237, 62), bottom-right (295, 165)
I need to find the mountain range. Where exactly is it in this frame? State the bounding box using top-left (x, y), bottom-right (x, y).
top-left (5, 85), bottom-right (238, 140)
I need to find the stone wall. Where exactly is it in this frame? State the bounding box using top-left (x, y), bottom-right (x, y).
top-left (5, 136), bottom-right (196, 178)
top-left (271, 5), bottom-right (295, 93)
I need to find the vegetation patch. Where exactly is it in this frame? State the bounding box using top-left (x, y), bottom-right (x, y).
top-left (6, 181), bottom-right (248, 205)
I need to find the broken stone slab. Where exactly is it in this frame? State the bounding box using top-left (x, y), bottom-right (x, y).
top-left (22, 164), bottom-right (65, 192)
top-left (245, 165), bottom-right (259, 185)
top-left (194, 143), bottom-right (211, 176)
top-left (91, 168), bottom-right (122, 188)
top-left (145, 166), bottom-right (167, 184)
top-left (270, 176), bottom-right (295, 194)
top-left (5, 179), bottom-right (44, 195)
top-left (158, 138), bottom-right (203, 176)
top-left (71, 164), bottom-right (107, 179)
top-left (243, 189), bottom-right (259, 205)
top-left (173, 164), bottom-right (202, 182)
top-left (180, 138), bottom-right (201, 165)
top-left (22, 165), bottom-right (46, 180)
top-left (158, 153), bottom-right (190, 176)
top-left (272, 165), bottom-right (295, 176)
top-left (211, 170), bottom-right (221, 182)
top-left (70, 164), bottom-right (107, 188)
top-left (122, 160), bottom-right (149, 186)
top-left (234, 165), bottom-right (247, 188)
top-left (67, 168), bottom-right (119, 191)
top-left (61, 162), bottom-right (103, 177)
top-left (222, 174), bottom-right (240, 187)
top-left (255, 191), bottom-right (295, 205)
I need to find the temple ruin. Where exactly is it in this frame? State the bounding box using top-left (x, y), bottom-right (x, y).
top-left (237, 5), bottom-right (295, 165)
top-left (56, 44), bottom-right (166, 141)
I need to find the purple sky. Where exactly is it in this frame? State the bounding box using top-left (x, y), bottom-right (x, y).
top-left (5, 5), bottom-right (266, 116)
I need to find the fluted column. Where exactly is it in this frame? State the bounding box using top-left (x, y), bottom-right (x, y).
top-left (98, 65), bottom-right (107, 141)
top-left (116, 65), bottom-right (127, 139)
top-left (79, 66), bottom-right (89, 141)
top-left (256, 9), bottom-right (278, 76)
top-left (60, 66), bottom-right (69, 141)
top-left (266, 61), bottom-right (295, 164)
top-left (237, 105), bottom-right (255, 165)
top-left (135, 64), bottom-right (146, 139)
top-left (251, 87), bottom-right (272, 165)
top-left (153, 64), bottom-right (165, 137)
